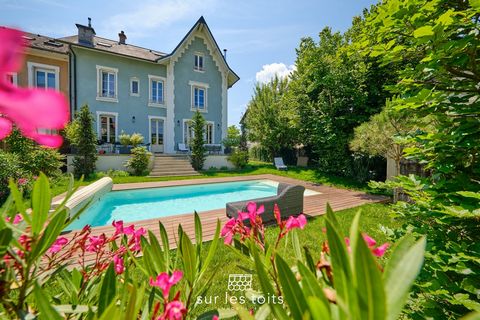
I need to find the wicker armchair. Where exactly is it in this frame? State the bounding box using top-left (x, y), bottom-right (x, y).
top-left (226, 183), bottom-right (305, 223)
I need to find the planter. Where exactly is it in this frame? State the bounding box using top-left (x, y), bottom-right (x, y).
top-left (119, 146), bottom-right (133, 154)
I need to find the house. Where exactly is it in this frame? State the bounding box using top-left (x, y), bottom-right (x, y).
top-left (61, 16), bottom-right (239, 154)
top-left (4, 30), bottom-right (69, 99)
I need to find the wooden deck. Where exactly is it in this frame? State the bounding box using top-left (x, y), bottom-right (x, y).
top-left (62, 175), bottom-right (387, 255)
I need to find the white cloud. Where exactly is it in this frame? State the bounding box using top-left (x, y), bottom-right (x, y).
top-left (255, 63), bottom-right (296, 83)
top-left (104, 0), bottom-right (216, 36)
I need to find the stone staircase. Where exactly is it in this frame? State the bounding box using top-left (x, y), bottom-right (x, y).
top-left (149, 154), bottom-right (200, 177)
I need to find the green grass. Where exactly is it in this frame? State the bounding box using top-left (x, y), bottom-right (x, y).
top-left (193, 202), bottom-right (400, 315)
top-left (50, 161), bottom-right (372, 198)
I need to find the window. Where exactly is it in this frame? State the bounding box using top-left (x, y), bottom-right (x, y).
top-left (189, 81), bottom-right (209, 111)
top-left (183, 120), bottom-right (194, 144)
top-left (27, 62), bottom-right (59, 90)
top-left (130, 78), bottom-right (139, 96)
top-left (96, 112), bottom-right (118, 143)
top-left (96, 66), bottom-right (118, 102)
top-left (6, 72), bottom-right (17, 86)
top-left (148, 75), bottom-right (166, 107)
top-left (205, 122), bottom-right (214, 144)
top-left (194, 53), bottom-right (204, 71)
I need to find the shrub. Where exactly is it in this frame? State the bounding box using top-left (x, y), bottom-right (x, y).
top-left (227, 149), bottom-right (248, 169)
top-left (67, 105), bottom-right (98, 178)
top-left (249, 144), bottom-right (270, 162)
top-left (0, 151), bottom-right (24, 201)
top-left (119, 131), bottom-right (131, 146)
top-left (189, 111), bottom-right (206, 171)
top-left (97, 169), bottom-right (130, 178)
top-left (129, 133), bottom-right (144, 147)
top-left (125, 146), bottom-right (150, 175)
top-left (4, 128), bottom-right (64, 178)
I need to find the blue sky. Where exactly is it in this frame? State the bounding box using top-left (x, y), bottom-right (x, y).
top-left (1, 0), bottom-right (377, 126)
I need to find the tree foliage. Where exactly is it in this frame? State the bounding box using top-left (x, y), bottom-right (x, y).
top-left (189, 111), bottom-right (206, 171)
top-left (245, 76), bottom-right (296, 160)
top-left (361, 0), bottom-right (480, 317)
top-left (67, 105), bottom-right (98, 178)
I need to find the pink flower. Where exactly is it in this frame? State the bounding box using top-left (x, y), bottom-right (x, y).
top-left (123, 224), bottom-right (135, 235)
top-left (0, 28), bottom-right (69, 147)
top-left (212, 316), bottom-right (219, 320)
top-left (86, 234), bottom-right (106, 252)
top-left (372, 243), bottom-right (389, 257)
top-left (17, 178), bottom-right (28, 186)
top-left (363, 234), bottom-right (377, 248)
top-left (221, 218), bottom-right (236, 245)
top-left (150, 270), bottom-right (183, 298)
top-left (285, 214), bottom-right (307, 231)
top-left (5, 214), bottom-right (23, 224)
top-left (162, 300), bottom-right (186, 320)
top-left (113, 254), bottom-right (124, 274)
top-left (130, 227), bottom-right (145, 251)
top-left (112, 220), bottom-right (124, 235)
top-left (274, 204), bottom-right (282, 226)
top-left (238, 202), bottom-right (264, 224)
top-left (48, 237), bottom-right (68, 254)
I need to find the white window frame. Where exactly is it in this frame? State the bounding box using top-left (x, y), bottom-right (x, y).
top-left (96, 111), bottom-right (118, 143)
top-left (148, 116), bottom-right (166, 145)
top-left (148, 75), bottom-right (166, 107)
top-left (130, 77), bottom-right (140, 96)
top-left (205, 121), bottom-right (215, 144)
top-left (189, 80), bottom-right (209, 112)
top-left (96, 65), bottom-right (118, 102)
top-left (6, 72), bottom-right (18, 86)
top-left (27, 62), bottom-right (60, 90)
top-left (182, 119), bottom-right (194, 145)
top-left (194, 52), bottom-right (204, 72)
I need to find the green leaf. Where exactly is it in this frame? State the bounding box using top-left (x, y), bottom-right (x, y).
top-left (98, 264), bottom-right (117, 316)
top-left (275, 255), bottom-right (308, 319)
top-left (194, 210), bottom-right (202, 250)
top-left (30, 209), bottom-right (67, 260)
top-left (307, 296), bottom-right (331, 320)
top-left (291, 229), bottom-right (302, 261)
top-left (147, 230), bottom-right (166, 272)
top-left (325, 203), bottom-right (355, 318)
top-left (469, 0), bottom-right (480, 10)
top-left (31, 173), bottom-right (51, 235)
top-left (353, 228), bottom-right (386, 320)
top-left (462, 311), bottom-right (480, 320)
top-left (179, 229), bottom-right (197, 285)
top-left (158, 221), bottom-right (170, 269)
top-left (413, 26), bottom-right (434, 38)
top-left (8, 180), bottom-right (29, 223)
top-left (383, 235), bottom-right (426, 320)
top-left (199, 219), bottom-right (221, 277)
top-left (0, 228), bottom-right (12, 256)
top-left (297, 263), bottom-right (330, 316)
top-left (33, 282), bottom-right (63, 320)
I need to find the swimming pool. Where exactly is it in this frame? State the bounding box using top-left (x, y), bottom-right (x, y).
top-left (67, 179), bottom-right (318, 230)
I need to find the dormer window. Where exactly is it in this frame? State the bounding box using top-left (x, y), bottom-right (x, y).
top-left (194, 53), bottom-right (204, 72)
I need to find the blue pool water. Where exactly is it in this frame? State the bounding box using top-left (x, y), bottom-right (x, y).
top-left (68, 180), bottom-right (279, 230)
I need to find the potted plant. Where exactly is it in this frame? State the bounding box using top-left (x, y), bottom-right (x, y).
top-left (119, 131), bottom-right (132, 154)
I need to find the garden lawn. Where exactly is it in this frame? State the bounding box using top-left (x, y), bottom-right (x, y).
top-left (50, 161), bottom-right (374, 198)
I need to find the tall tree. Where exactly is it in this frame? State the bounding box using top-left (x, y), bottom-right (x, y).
top-left (189, 111), bottom-right (206, 171)
top-left (245, 76), bottom-right (295, 160)
top-left (67, 105), bottom-right (97, 178)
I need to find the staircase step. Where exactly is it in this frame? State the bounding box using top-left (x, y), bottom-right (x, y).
top-left (150, 154), bottom-right (198, 177)
top-left (148, 172), bottom-right (200, 177)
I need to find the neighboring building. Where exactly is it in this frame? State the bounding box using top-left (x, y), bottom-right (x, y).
top-left (61, 16), bottom-right (239, 154)
top-left (5, 30), bottom-right (69, 98)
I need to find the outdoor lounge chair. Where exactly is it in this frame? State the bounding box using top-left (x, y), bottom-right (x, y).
top-left (178, 143), bottom-right (190, 153)
top-left (226, 183), bottom-right (305, 223)
top-left (274, 157), bottom-right (288, 171)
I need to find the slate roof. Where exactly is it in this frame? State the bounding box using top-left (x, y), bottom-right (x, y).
top-left (60, 34), bottom-right (166, 62)
top-left (19, 31), bottom-right (69, 55)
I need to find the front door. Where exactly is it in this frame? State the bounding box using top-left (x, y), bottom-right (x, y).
top-left (150, 118), bottom-right (164, 153)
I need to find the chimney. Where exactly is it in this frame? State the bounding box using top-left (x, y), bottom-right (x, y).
top-left (223, 49), bottom-right (227, 60)
top-left (118, 31), bottom-right (127, 44)
top-left (76, 17), bottom-right (96, 46)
